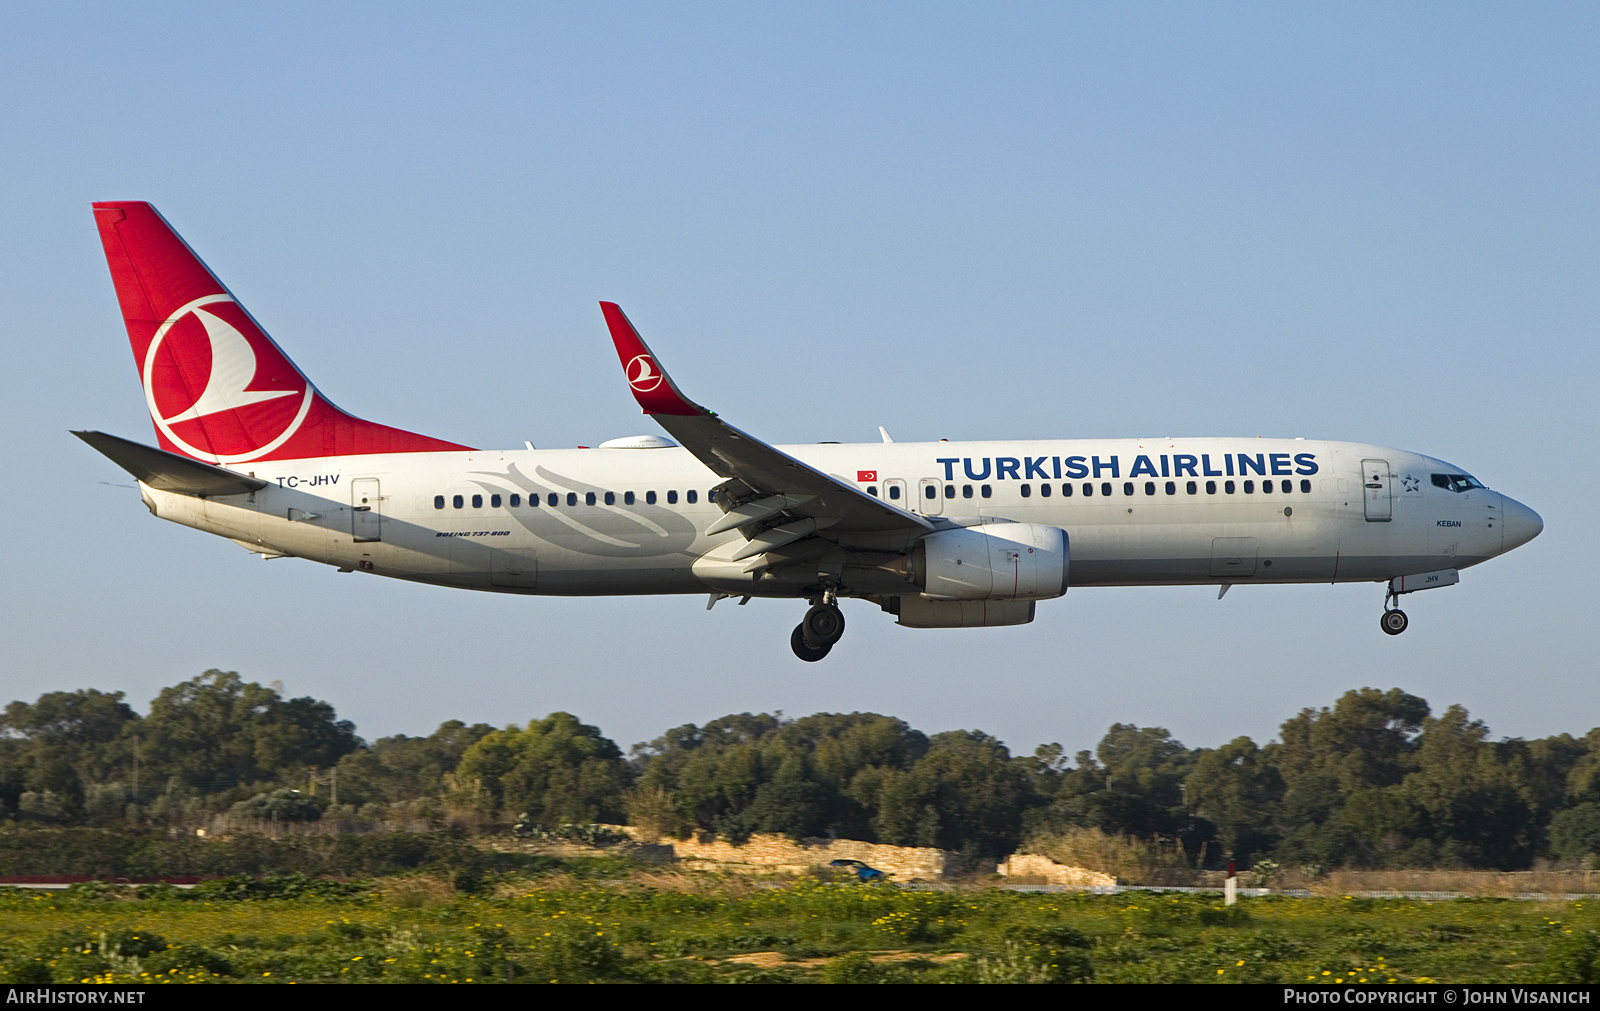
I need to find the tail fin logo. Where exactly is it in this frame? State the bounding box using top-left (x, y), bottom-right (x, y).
top-left (142, 294), bottom-right (315, 464)
top-left (626, 354), bottom-right (664, 393)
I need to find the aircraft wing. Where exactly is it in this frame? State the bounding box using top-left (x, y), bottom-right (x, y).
top-left (74, 430), bottom-right (268, 497)
top-left (599, 303), bottom-right (933, 557)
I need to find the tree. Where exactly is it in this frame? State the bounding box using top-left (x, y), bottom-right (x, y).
top-left (0, 690), bottom-right (141, 817)
top-left (1550, 803), bottom-right (1600, 866)
top-left (873, 730), bottom-right (1033, 856)
top-left (141, 671), bottom-right (359, 795)
top-left (1186, 737), bottom-right (1284, 863)
top-left (1403, 705), bottom-right (1540, 869)
top-left (456, 713), bottom-right (628, 825)
top-left (334, 719), bottom-right (495, 808)
top-left (630, 712), bottom-right (932, 842)
top-left (1265, 688), bottom-right (1429, 867)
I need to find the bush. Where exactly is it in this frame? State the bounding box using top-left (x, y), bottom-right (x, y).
top-left (1549, 805), bottom-right (1600, 866)
top-left (229, 789), bottom-right (321, 822)
top-left (820, 950), bottom-right (882, 983)
top-left (143, 945), bottom-right (234, 978)
top-left (531, 920), bottom-right (625, 983)
top-left (186, 873), bottom-right (367, 901)
top-left (1538, 929), bottom-right (1600, 984)
top-left (1020, 827), bottom-right (1193, 884)
top-left (1198, 903), bottom-right (1252, 927)
top-left (987, 924), bottom-right (1094, 983)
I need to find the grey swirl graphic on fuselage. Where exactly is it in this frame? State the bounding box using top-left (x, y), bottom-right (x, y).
top-left (469, 463), bottom-right (700, 558)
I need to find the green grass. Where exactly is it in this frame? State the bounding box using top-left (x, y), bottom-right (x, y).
top-left (1, 878), bottom-right (1597, 984)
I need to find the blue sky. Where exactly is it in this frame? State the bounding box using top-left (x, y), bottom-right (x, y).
top-left (2, 3), bottom-right (1594, 756)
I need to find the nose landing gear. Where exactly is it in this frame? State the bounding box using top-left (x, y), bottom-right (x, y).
top-left (1380, 587), bottom-right (1408, 635)
top-left (791, 598), bottom-right (846, 661)
top-left (1380, 608), bottom-right (1409, 635)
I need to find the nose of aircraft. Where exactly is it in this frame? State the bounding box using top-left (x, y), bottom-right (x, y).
top-left (1500, 495), bottom-right (1544, 553)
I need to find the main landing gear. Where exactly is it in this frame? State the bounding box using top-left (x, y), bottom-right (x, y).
top-left (1381, 608), bottom-right (1409, 635)
top-left (791, 598), bottom-right (846, 662)
top-left (1380, 588), bottom-right (1408, 636)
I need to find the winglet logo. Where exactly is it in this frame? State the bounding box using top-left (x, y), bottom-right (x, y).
top-left (142, 294), bottom-right (315, 464)
top-left (627, 354), bottom-right (664, 393)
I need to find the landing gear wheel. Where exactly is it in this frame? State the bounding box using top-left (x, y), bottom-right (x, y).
top-left (802, 603), bottom-right (846, 647)
top-left (1380, 609), bottom-right (1409, 635)
top-left (791, 625), bottom-right (833, 662)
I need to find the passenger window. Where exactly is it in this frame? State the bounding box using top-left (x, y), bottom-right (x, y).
top-left (1145, 481), bottom-right (1156, 496)
top-left (509, 494), bottom-right (520, 507)
top-left (1040, 483), bottom-right (1051, 498)
top-left (605, 491), bottom-right (615, 505)
top-left (925, 485), bottom-right (937, 500)
top-left (981, 485), bottom-right (992, 498)
top-left (1282, 480), bottom-right (1293, 494)
top-left (1083, 483), bottom-right (1093, 497)
top-left (1186, 481), bottom-right (1197, 495)
top-left (1224, 481), bottom-right (1234, 495)
top-left (491, 494), bottom-right (502, 508)
top-left (646, 491), bottom-right (657, 505)
top-left (687, 490), bottom-right (698, 504)
top-left (1262, 480), bottom-right (1272, 494)
top-left (567, 492), bottom-right (577, 506)
top-left (889, 485), bottom-right (901, 500)
top-left (434, 495), bottom-right (445, 510)
top-left (1102, 482), bottom-right (1113, 497)
top-left (963, 485), bottom-right (974, 498)
top-left (1020, 484), bottom-right (1031, 498)
top-left (1206, 481), bottom-right (1216, 495)
top-left (1121, 482), bottom-right (1132, 496)
top-left (708, 490), bottom-right (717, 502)
top-left (1243, 480), bottom-right (1254, 493)
top-left (868, 486), bottom-right (879, 497)
top-left (453, 495), bottom-right (464, 509)
top-left (585, 492), bottom-right (596, 506)
top-left (547, 493), bottom-right (558, 507)
top-left (667, 490), bottom-right (678, 504)
top-left (1062, 483), bottom-right (1073, 497)
top-left (625, 491), bottom-right (635, 505)
top-left (1165, 481), bottom-right (1176, 496)
top-left (944, 485), bottom-right (955, 499)
top-left (1300, 479), bottom-right (1311, 493)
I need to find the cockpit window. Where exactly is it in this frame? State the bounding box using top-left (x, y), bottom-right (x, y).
top-left (1432, 473), bottom-right (1485, 493)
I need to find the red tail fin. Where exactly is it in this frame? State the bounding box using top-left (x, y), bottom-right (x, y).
top-left (91, 202), bottom-right (471, 463)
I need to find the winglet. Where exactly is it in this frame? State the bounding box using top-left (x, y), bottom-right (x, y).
top-left (599, 302), bottom-right (706, 417)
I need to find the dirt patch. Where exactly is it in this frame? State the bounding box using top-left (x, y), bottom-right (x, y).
top-left (718, 950), bottom-right (968, 970)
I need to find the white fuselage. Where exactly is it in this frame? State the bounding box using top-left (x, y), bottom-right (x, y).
top-left (137, 436), bottom-right (1531, 603)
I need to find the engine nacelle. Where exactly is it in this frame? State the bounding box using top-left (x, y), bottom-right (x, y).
top-left (913, 523), bottom-right (1069, 601)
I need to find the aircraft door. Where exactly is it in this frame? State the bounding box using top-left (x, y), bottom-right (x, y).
top-left (882, 478), bottom-right (906, 508)
top-left (917, 478), bottom-right (943, 516)
top-left (1362, 459), bottom-right (1392, 522)
top-left (351, 478), bottom-right (382, 542)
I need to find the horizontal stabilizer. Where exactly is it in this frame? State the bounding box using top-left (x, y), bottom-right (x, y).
top-left (73, 430), bottom-right (267, 497)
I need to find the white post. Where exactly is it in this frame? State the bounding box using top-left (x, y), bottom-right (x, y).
top-left (1225, 859), bottom-right (1237, 906)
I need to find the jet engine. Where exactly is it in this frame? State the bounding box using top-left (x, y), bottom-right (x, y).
top-left (911, 523), bottom-right (1069, 601)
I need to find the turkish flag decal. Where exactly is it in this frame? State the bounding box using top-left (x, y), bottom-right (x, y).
top-left (857, 470), bottom-right (878, 482)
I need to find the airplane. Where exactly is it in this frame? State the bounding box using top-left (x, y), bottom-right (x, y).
top-left (77, 202), bottom-right (1543, 661)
